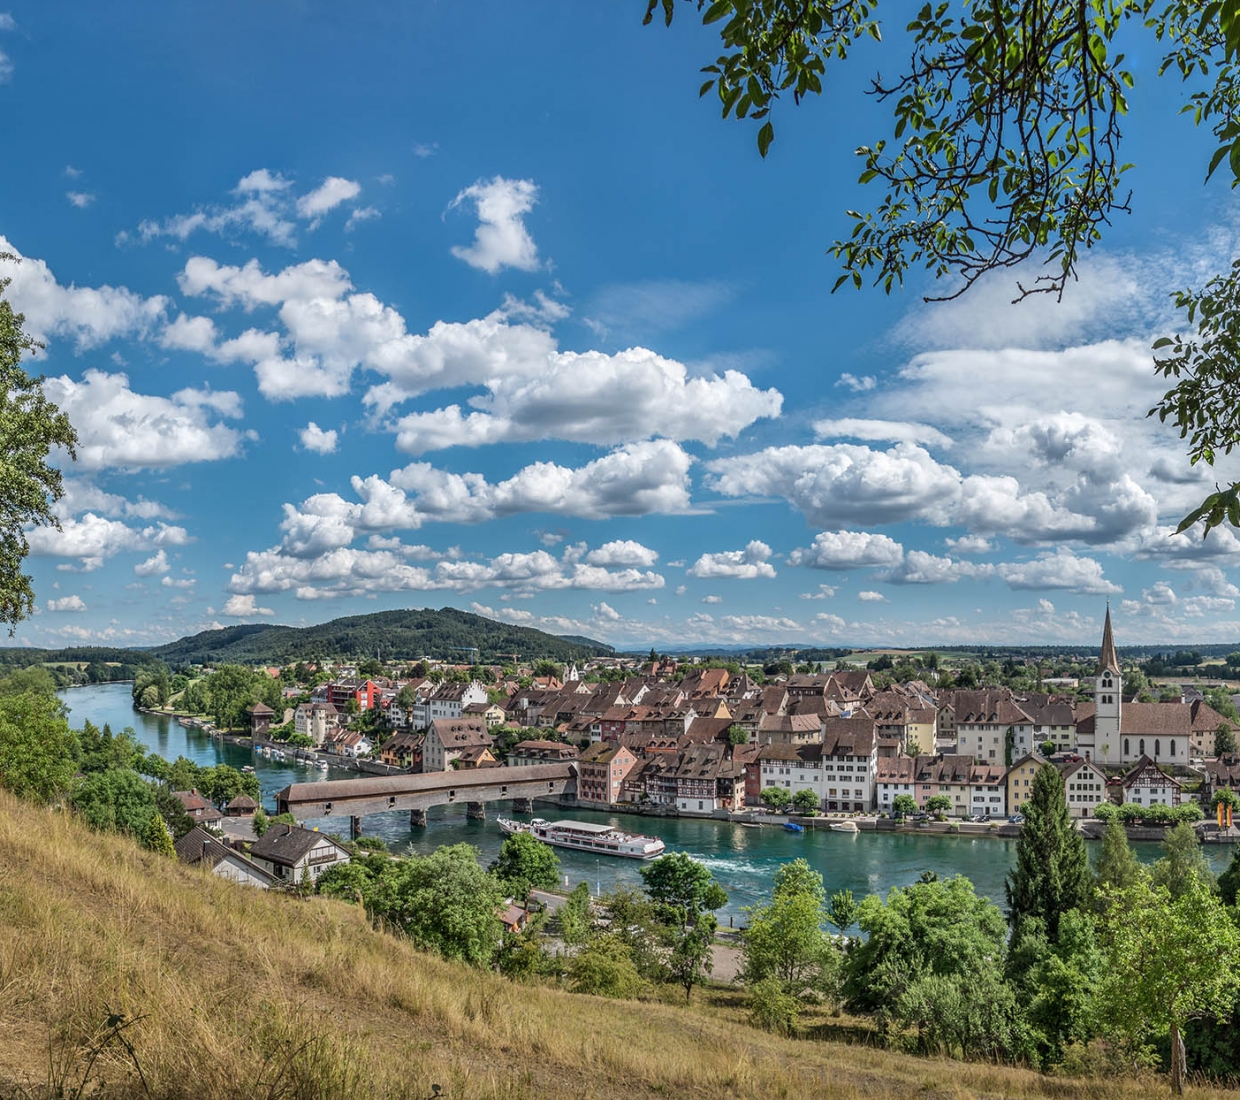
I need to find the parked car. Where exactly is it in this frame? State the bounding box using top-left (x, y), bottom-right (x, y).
top-left (1008, 813), bottom-right (1024, 824)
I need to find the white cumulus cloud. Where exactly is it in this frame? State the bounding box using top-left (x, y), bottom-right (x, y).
top-left (687, 540), bottom-right (776, 579)
top-left (299, 422), bottom-right (339, 454)
top-left (449, 176), bottom-right (540, 274)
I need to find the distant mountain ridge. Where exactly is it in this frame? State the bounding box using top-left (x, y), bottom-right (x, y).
top-left (145, 606), bottom-right (613, 666)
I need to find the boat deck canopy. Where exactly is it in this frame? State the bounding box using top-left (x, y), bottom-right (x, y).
top-left (547, 820), bottom-right (616, 833)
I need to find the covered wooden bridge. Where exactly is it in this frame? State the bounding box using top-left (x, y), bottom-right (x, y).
top-left (275, 763), bottom-right (577, 836)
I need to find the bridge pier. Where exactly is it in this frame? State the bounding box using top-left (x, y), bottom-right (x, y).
top-left (511, 797), bottom-right (534, 814)
top-left (466, 801), bottom-right (486, 821)
top-left (350, 815), bottom-right (363, 840)
top-left (409, 808), bottom-right (427, 828)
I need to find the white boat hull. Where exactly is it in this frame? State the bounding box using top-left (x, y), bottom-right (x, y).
top-left (498, 817), bottom-right (664, 860)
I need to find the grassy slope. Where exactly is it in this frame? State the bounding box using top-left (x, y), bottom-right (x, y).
top-left (0, 793), bottom-right (1222, 1100)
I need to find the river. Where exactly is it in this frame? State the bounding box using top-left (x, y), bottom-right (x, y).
top-left (58, 682), bottom-right (1236, 921)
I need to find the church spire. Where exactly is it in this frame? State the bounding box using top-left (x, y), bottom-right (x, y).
top-left (1096, 604), bottom-right (1120, 675)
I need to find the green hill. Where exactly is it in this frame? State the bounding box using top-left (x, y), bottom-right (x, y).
top-left (146, 606), bottom-right (612, 666)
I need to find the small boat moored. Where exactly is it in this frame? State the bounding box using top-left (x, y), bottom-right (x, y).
top-left (498, 817), bottom-right (665, 859)
top-left (830, 820), bottom-right (859, 833)
top-left (783, 822), bottom-right (805, 833)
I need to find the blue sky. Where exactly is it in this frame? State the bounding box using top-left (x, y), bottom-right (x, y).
top-left (5, 1), bottom-right (1240, 651)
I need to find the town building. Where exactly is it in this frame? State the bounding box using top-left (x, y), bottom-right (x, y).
top-left (423, 718), bottom-right (492, 771)
top-left (174, 827), bottom-right (279, 888)
top-left (1057, 758), bottom-right (1110, 818)
top-left (1121, 754), bottom-right (1183, 807)
top-left (248, 824), bottom-right (351, 886)
top-left (577, 742), bottom-right (638, 806)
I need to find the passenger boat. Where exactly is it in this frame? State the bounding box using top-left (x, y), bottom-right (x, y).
top-left (497, 817), bottom-right (665, 860)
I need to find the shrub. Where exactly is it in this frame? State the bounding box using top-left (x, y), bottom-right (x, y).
top-left (749, 977), bottom-right (800, 1035)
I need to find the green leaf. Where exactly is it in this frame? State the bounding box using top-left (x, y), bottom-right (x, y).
top-left (757, 120), bottom-right (774, 158)
top-left (702, 0), bottom-right (731, 26)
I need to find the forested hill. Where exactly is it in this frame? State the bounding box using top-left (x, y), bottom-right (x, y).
top-left (145, 606), bottom-right (613, 666)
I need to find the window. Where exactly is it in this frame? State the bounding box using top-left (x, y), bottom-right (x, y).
top-left (1170, 740), bottom-right (1176, 756)
top-left (1124, 738), bottom-right (1130, 756)
top-left (1140, 739), bottom-right (1145, 756)
top-left (1155, 739), bottom-right (1161, 759)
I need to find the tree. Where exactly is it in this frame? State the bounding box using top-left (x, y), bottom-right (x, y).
top-left (759, 785), bottom-right (791, 811)
top-left (791, 787), bottom-right (820, 815)
top-left (848, 873), bottom-right (1011, 1026)
top-left (568, 934), bottom-right (646, 998)
top-left (740, 859), bottom-right (839, 1008)
top-left (1005, 764), bottom-right (1092, 942)
top-left (1151, 821), bottom-right (1216, 900)
top-left (71, 769), bottom-right (159, 838)
top-left (251, 805), bottom-right (270, 838)
top-left (1094, 819), bottom-right (1146, 895)
top-left (142, 812), bottom-right (175, 856)
top-left (825, 888), bottom-right (858, 933)
top-left (1216, 724), bottom-right (1237, 757)
top-left (639, 851), bottom-right (728, 927)
top-left (559, 881), bottom-right (594, 947)
top-left (368, 844), bottom-right (504, 966)
top-left (1040, 740), bottom-right (1057, 758)
top-left (648, 1), bottom-right (1240, 534)
top-left (1098, 882), bottom-right (1240, 1095)
top-left (0, 690), bottom-right (77, 803)
top-left (726, 723), bottom-right (749, 746)
top-left (0, 264), bottom-right (79, 631)
top-left (925, 794), bottom-right (952, 819)
top-left (489, 831), bottom-right (561, 897)
top-left (890, 793), bottom-right (918, 818)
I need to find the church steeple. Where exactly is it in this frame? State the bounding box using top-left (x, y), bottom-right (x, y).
top-left (1096, 604), bottom-right (1120, 676)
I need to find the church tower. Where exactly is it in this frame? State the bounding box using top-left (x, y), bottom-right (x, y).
top-left (1094, 605), bottom-right (1122, 763)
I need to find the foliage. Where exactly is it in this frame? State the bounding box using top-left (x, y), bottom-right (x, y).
top-left (1217, 843), bottom-right (1240, 906)
top-left (647, 1), bottom-right (1240, 533)
top-left (825, 888), bottom-right (858, 933)
top-left (0, 263), bottom-right (79, 630)
top-left (749, 977), bottom-right (800, 1035)
top-left (597, 886), bottom-right (666, 980)
top-left (759, 785), bottom-right (791, 810)
top-left (1151, 821), bottom-right (1216, 899)
top-left (0, 665), bottom-right (59, 698)
top-left (1009, 909), bottom-right (1105, 1066)
top-left (1005, 764), bottom-right (1091, 942)
top-left (1097, 881), bottom-right (1240, 1094)
top-left (0, 691), bottom-right (77, 802)
top-left (1215, 723), bottom-right (1237, 756)
top-left (320, 842), bottom-right (504, 967)
top-left (662, 913), bottom-right (717, 1001)
top-left (1094, 819), bottom-right (1146, 895)
top-left (726, 723), bottom-right (749, 746)
top-left (567, 934), bottom-right (647, 998)
top-left (143, 812), bottom-right (175, 855)
top-left (740, 859), bottom-right (840, 1008)
top-left (791, 787), bottom-right (820, 814)
top-left (639, 851), bottom-right (728, 927)
top-left (890, 793), bottom-right (918, 818)
top-left (144, 607), bottom-right (610, 666)
top-left (559, 882), bottom-right (594, 947)
top-left (489, 831), bottom-right (561, 897)
top-left (925, 794), bottom-right (952, 817)
top-left (249, 803), bottom-right (269, 838)
top-left (152, 784), bottom-right (195, 840)
top-left (844, 874), bottom-right (1007, 1015)
top-left (894, 966), bottom-right (1032, 1062)
top-left (71, 769), bottom-right (159, 838)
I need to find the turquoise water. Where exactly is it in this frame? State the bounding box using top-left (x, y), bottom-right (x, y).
top-left (58, 682), bottom-right (1236, 921)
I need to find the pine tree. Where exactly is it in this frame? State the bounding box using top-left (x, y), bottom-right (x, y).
top-left (1005, 764), bottom-right (1092, 942)
top-left (143, 813), bottom-right (176, 856)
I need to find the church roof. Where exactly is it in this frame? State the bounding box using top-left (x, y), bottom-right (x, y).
top-left (1096, 607), bottom-right (1120, 676)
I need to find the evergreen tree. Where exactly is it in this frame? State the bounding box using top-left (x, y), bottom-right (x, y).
top-left (1095, 819), bottom-right (1146, 895)
top-left (143, 812), bottom-right (175, 856)
top-left (1005, 764), bottom-right (1091, 942)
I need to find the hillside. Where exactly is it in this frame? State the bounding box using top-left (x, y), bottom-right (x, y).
top-left (0, 793), bottom-right (1220, 1100)
top-left (145, 606), bottom-right (612, 666)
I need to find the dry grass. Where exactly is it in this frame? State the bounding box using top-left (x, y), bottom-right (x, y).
top-left (0, 791), bottom-right (1226, 1100)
